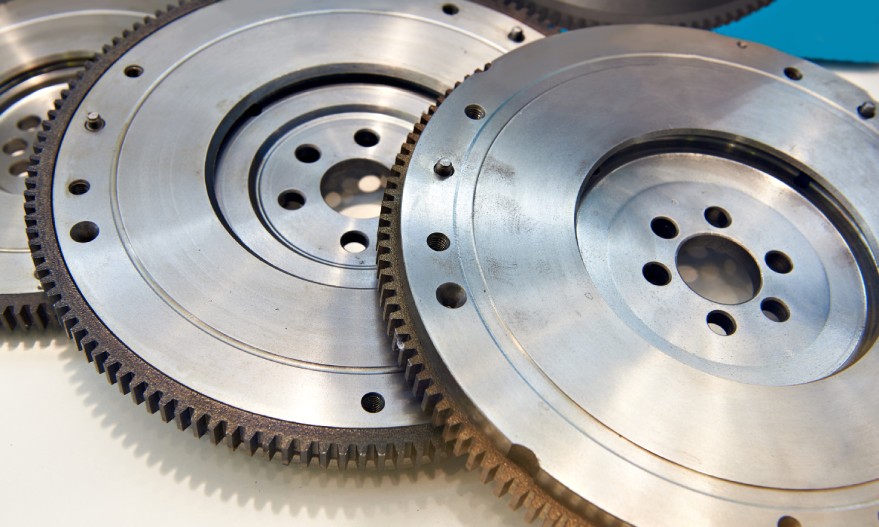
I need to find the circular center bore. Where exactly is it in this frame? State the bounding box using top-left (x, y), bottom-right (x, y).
top-left (676, 235), bottom-right (762, 305)
top-left (320, 158), bottom-right (389, 219)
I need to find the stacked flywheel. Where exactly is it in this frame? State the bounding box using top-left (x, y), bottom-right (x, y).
top-left (3, 0), bottom-right (878, 526)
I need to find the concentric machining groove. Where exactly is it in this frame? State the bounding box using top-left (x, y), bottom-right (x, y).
top-left (26, 0), bottom-right (549, 469)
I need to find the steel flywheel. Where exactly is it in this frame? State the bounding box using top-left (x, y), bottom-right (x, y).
top-left (381, 25), bottom-right (879, 524)
top-left (495, 0), bottom-right (774, 28)
top-left (27, 0), bottom-right (545, 468)
top-left (0, 0), bottom-right (169, 330)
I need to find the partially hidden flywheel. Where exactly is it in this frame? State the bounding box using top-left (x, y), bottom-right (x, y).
top-left (27, 0), bottom-right (545, 468)
top-left (0, 0), bottom-right (169, 329)
top-left (381, 25), bottom-right (879, 525)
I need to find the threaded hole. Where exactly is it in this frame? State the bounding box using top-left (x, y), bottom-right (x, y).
top-left (360, 392), bottom-right (385, 413)
top-left (68, 180), bottom-right (90, 195)
top-left (465, 104), bottom-right (486, 120)
top-left (427, 233), bottom-right (451, 252)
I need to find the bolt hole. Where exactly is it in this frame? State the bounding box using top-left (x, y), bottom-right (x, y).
top-left (341, 231), bottom-right (369, 253)
top-left (360, 392), bottom-right (385, 413)
top-left (124, 65), bottom-right (144, 78)
top-left (766, 251), bottom-right (793, 274)
top-left (295, 144), bottom-right (321, 163)
top-left (642, 262), bottom-right (671, 286)
top-left (761, 298), bottom-right (790, 323)
top-left (650, 217), bottom-right (678, 239)
top-left (427, 233), bottom-right (451, 252)
top-left (777, 516), bottom-right (801, 527)
top-left (704, 206), bottom-right (731, 228)
top-left (436, 282), bottom-right (467, 309)
top-left (70, 221), bottom-right (99, 243)
top-left (784, 67), bottom-right (803, 81)
top-left (3, 138), bottom-right (27, 156)
top-left (8, 160), bottom-right (29, 177)
top-left (278, 189), bottom-right (306, 210)
top-left (17, 115), bottom-right (41, 131)
top-left (707, 311), bottom-right (736, 336)
top-left (442, 3), bottom-right (459, 15)
top-left (465, 104), bottom-right (486, 120)
top-left (354, 129), bottom-right (380, 147)
top-left (68, 180), bottom-right (91, 195)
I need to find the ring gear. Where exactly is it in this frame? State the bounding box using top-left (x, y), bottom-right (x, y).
top-left (0, 0), bottom-right (169, 330)
top-left (381, 25), bottom-right (879, 524)
top-left (495, 0), bottom-right (773, 28)
top-left (27, 0), bottom-right (546, 467)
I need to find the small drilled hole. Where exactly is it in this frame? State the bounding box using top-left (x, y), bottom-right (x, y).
top-left (777, 516), bottom-right (801, 527)
top-left (8, 160), bottom-right (29, 177)
top-left (650, 217), bottom-right (678, 239)
top-left (341, 231), bottom-right (369, 253)
top-left (784, 67), bottom-right (803, 81)
top-left (17, 115), bottom-right (41, 131)
top-left (642, 262), bottom-right (671, 286)
top-left (707, 311), bottom-right (736, 336)
top-left (295, 144), bottom-right (321, 163)
top-left (465, 104), bottom-right (486, 120)
top-left (360, 392), bottom-right (385, 413)
top-left (766, 251), bottom-right (793, 274)
top-left (3, 138), bottom-right (27, 156)
top-left (427, 233), bottom-right (451, 251)
top-left (354, 129), bottom-right (379, 147)
top-left (68, 180), bottom-right (90, 195)
top-left (761, 298), bottom-right (790, 322)
top-left (442, 3), bottom-right (459, 15)
top-left (278, 190), bottom-right (305, 210)
top-left (70, 221), bottom-right (99, 243)
top-left (704, 206), bottom-right (731, 228)
top-left (124, 65), bottom-right (144, 78)
top-left (436, 282), bottom-right (467, 309)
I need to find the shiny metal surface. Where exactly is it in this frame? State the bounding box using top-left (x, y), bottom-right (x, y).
top-left (29, 0), bottom-right (542, 466)
top-left (0, 0), bottom-right (166, 328)
top-left (501, 0), bottom-right (773, 28)
top-left (386, 25), bottom-right (879, 524)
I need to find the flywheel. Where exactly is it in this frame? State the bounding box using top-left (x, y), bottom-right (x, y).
top-left (0, 0), bottom-right (169, 330)
top-left (27, 0), bottom-right (545, 468)
top-left (381, 25), bottom-right (879, 524)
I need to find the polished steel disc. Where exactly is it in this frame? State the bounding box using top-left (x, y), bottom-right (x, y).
top-left (497, 0), bottom-right (773, 28)
top-left (382, 25), bottom-right (879, 523)
top-left (27, 0), bottom-right (544, 467)
top-left (0, 0), bottom-right (168, 329)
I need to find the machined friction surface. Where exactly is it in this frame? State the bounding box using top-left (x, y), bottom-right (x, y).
top-left (0, 0), bottom-right (169, 330)
top-left (26, 0), bottom-right (546, 467)
top-left (382, 25), bottom-right (879, 524)
top-left (495, 0), bottom-right (773, 28)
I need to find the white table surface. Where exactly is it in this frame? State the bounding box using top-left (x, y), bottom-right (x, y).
top-left (2, 64), bottom-right (877, 527)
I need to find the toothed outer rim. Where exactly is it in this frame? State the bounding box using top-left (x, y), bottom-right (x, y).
top-left (377, 71), bottom-right (627, 526)
top-left (0, 292), bottom-right (58, 331)
top-left (468, 0), bottom-right (562, 35)
top-left (490, 0), bottom-right (773, 29)
top-left (25, 0), bottom-right (440, 470)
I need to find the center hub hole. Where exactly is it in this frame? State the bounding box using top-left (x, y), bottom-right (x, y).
top-left (676, 235), bottom-right (762, 305)
top-left (320, 159), bottom-right (389, 219)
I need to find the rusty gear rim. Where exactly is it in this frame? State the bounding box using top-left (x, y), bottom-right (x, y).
top-left (27, 0), bottom-right (546, 468)
top-left (381, 25), bottom-right (879, 525)
top-left (0, 0), bottom-right (169, 330)
top-left (492, 0), bottom-right (773, 28)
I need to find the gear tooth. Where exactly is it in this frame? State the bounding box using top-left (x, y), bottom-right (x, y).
top-left (175, 406), bottom-right (193, 432)
top-left (227, 426), bottom-right (243, 451)
top-left (525, 497), bottom-right (546, 523)
top-left (130, 380), bottom-right (148, 405)
top-left (105, 360), bottom-right (122, 384)
top-left (494, 476), bottom-right (514, 498)
top-left (264, 435), bottom-right (280, 462)
top-left (159, 397), bottom-right (177, 423)
top-left (192, 413), bottom-right (209, 439)
top-left (144, 389), bottom-right (163, 414)
top-left (480, 459), bottom-right (500, 483)
top-left (507, 484), bottom-right (529, 511)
